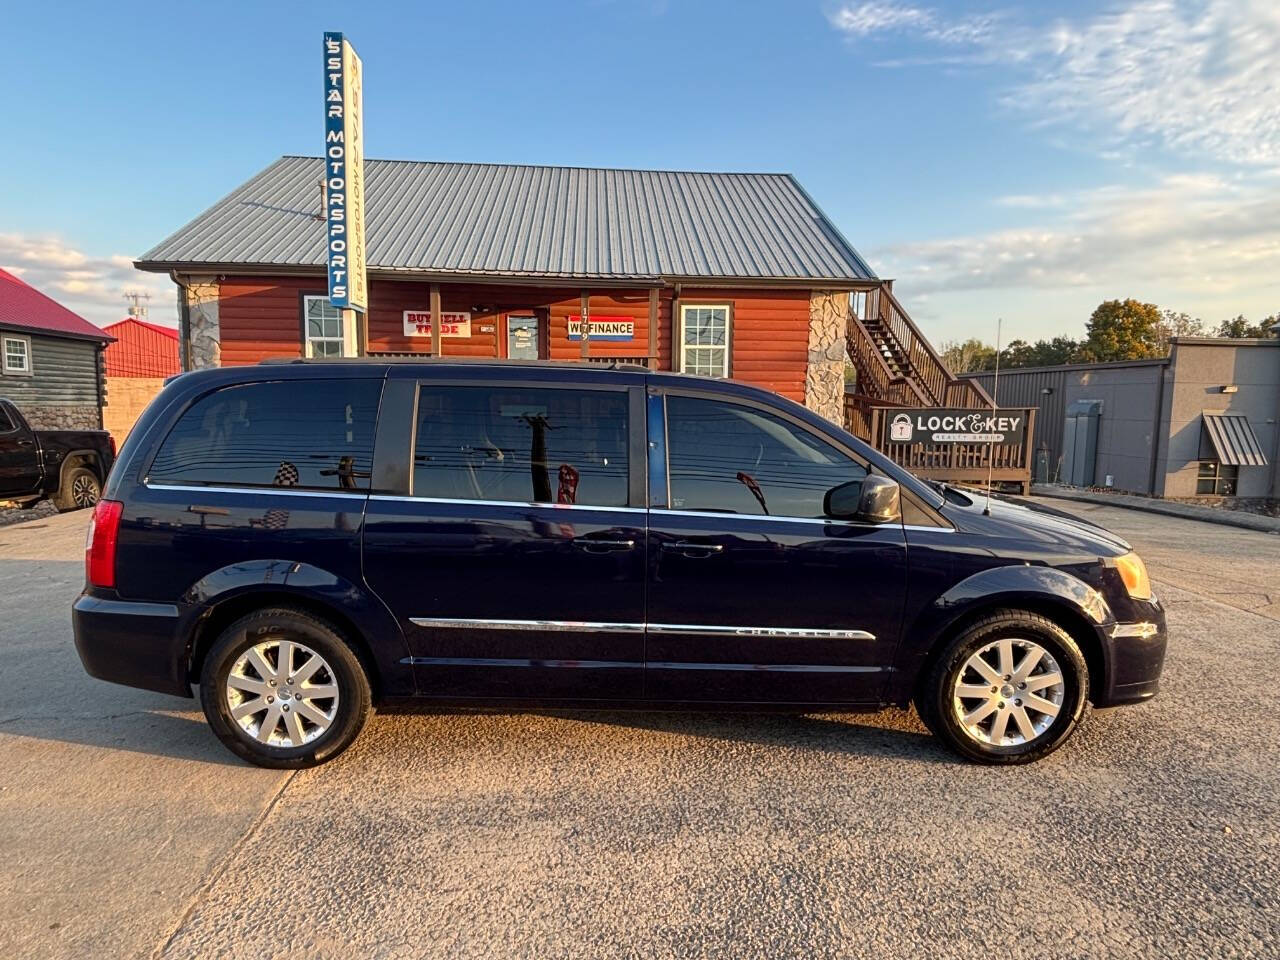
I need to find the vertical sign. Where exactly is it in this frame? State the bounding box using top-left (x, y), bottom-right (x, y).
top-left (323, 32), bottom-right (367, 311)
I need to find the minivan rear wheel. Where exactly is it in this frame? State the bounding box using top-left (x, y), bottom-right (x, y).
top-left (915, 610), bottom-right (1089, 765)
top-left (199, 607), bottom-right (372, 768)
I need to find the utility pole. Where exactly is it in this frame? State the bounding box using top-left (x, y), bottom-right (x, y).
top-left (124, 291), bottom-right (152, 320)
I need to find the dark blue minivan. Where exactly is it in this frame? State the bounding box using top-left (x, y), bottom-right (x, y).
top-left (73, 359), bottom-right (1166, 767)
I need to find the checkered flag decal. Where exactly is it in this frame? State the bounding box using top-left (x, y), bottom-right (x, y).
top-left (273, 461), bottom-right (299, 487)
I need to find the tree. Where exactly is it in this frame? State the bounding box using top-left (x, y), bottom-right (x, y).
top-left (1217, 314), bottom-right (1278, 338)
top-left (1154, 310), bottom-right (1205, 354)
top-left (1083, 299), bottom-right (1164, 362)
top-left (940, 337), bottom-right (997, 373)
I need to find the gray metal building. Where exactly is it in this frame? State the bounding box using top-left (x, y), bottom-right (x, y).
top-left (963, 338), bottom-right (1279, 501)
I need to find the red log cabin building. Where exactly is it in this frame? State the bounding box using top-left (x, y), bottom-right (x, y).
top-left (137, 157), bottom-right (980, 426)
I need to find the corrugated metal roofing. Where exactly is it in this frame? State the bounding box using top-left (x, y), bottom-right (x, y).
top-left (0, 268), bottom-right (113, 341)
top-left (1202, 412), bottom-right (1268, 466)
top-left (103, 318), bottom-right (181, 377)
top-left (137, 156), bottom-right (877, 283)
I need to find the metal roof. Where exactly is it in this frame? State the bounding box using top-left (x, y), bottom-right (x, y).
top-left (137, 156), bottom-right (876, 284)
top-left (1201, 413), bottom-right (1268, 467)
top-left (0, 268), bottom-right (113, 342)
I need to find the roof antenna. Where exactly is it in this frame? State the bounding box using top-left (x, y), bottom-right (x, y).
top-left (983, 317), bottom-right (1002, 516)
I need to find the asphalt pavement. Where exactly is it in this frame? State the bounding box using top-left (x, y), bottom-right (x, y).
top-left (1, 503), bottom-right (1276, 959)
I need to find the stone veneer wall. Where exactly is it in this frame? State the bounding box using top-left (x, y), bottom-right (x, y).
top-left (20, 404), bottom-right (102, 431)
top-left (182, 276), bottom-right (221, 370)
top-left (805, 290), bottom-right (849, 424)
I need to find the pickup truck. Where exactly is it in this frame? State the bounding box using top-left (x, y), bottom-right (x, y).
top-left (0, 398), bottom-right (115, 511)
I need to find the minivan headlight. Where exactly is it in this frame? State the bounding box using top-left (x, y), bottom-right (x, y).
top-left (1113, 552), bottom-right (1152, 601)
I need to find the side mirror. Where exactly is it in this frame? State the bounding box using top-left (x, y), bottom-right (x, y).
top-left (824, 475), bottom-right (900, 524)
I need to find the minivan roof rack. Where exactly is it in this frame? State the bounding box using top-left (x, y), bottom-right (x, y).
top-left (257, 356), bottom-right (652, 372)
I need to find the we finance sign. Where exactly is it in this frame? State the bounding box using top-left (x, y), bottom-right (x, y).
top-left (888, 409), bottom-right (1026, 445)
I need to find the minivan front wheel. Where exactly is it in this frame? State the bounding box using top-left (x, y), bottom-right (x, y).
top-left (916, 610), bottom-right (1089, 764)
top-left (199, 608), bottom-right (372, 768)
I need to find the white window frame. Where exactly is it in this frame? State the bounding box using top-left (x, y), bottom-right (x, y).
top-left (678, 304), bottom-right (731, 379)
top-left (302, 296), bottom-right (348, 358)
top-left (2, 335), bottom-right (32, 376)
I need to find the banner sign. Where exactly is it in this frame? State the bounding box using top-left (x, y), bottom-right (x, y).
top-left (404, 310), bottom-right (472, 338)
top-left (887, 408), bottom-right (1026, 445)
top-left (567, 315), bottom-right (634, 342)
top-left (323, 32), bottom-right (367, 311)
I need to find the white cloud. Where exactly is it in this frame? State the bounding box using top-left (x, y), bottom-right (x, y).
top-left (0, 234), bottom-right (176, 329)
top-left (867, 173), bottom-right (1280, 303)
top-left (829, 2), bottom-right (997, 45)
top-left (830, 0), bottom-right (1280, 167)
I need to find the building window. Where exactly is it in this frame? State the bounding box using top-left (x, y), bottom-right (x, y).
top-left (3, 336), bottom-right (32, 375)
top-left (303, 296), bottom-right (346, 358)
top-left (1196, 461), bottom-right (1238, 496)
top-left (679, 305), bottom-right (730, 378)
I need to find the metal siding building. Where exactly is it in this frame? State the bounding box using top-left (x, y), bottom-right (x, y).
top-left (963, 341), bottom-right (1279, 500)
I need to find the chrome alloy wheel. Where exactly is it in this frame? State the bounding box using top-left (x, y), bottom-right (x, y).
top-left (952, 638), bottom-right (1065, 747)
top-left (225, 640), bottom-right (339, 748)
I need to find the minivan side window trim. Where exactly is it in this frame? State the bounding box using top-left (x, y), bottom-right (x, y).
top-left (145, 482), bottom-right (369, 499)
top-left (369, 494), bottom-right (645, 515)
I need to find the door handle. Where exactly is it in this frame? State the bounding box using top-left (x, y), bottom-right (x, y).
top-left (574, 537), bottom-right (636, 554)
top-left (661, 541), bottom-right (725, 558)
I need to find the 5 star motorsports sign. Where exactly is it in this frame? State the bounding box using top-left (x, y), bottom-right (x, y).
top-left (887, 408), bottom-right (1027, 445)
top-left (322, 32), bottom-right (367, 311)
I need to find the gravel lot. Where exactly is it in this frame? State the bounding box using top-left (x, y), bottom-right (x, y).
top-left (1, 503), bottom-right (1277, 959)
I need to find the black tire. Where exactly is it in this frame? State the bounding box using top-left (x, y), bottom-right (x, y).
top-left (55, 465), bottom-right (100, 511)
top-left (914, 609), bottom-right (1090, 765)
top-left (199, 607), bottom-right (372, 768)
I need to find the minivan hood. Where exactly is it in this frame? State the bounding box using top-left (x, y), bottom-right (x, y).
top-left (938, 488), bottom-right (1131, 556)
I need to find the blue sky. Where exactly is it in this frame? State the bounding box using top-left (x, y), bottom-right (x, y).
top-left (3, 0), bottom-right (1277, 346)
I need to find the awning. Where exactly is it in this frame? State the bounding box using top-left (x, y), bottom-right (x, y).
top-left (1201, 413), bottom-right (1268, 466)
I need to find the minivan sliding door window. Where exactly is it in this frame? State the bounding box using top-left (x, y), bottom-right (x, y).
top-left (412, 386), bottom-right (629, 507)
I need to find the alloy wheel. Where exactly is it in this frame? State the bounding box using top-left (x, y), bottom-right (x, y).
top-left (952, 637), bottom-right (1065, 747)
top-left (72, 473), bottom-right (100, 507)
top-left (225, 639), bottom-right (340, 748)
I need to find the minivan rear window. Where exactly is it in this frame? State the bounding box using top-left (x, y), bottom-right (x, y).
top-left (413, 385), bottom-right (629, 507)
top-left (148, 379), bottom-right (381, 491)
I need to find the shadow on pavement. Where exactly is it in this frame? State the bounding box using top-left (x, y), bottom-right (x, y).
top-left (1, 704), bottom-right (249, 767)
top-left (376, 704), bottom-right (957, 764)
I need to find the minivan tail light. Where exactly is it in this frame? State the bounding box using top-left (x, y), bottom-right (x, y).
top-left (85, 499), bottom-right (124, 589)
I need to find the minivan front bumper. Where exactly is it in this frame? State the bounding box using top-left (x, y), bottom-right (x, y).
top-left (1093, 600), bottom-right (1167, 707)
top-left (72, 594), bottom-right (191, 697)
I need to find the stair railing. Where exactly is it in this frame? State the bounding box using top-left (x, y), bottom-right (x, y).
top-left (867, 283), bottom-right (993, 408)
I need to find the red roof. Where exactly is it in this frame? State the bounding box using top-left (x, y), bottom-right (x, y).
top-left (105, 317), bottom-right (179, 340)
top-left (103, 317), bottom-right (181, 377)
top-left (0, 267), bottom-right (113, 342)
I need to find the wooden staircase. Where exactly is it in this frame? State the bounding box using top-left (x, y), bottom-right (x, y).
top-left (843, 281), bottom-right (993, 440)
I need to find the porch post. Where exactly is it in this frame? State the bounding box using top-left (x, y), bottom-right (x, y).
top-left (430, 283), bottom-right (442, 357)
top-left (648, 288), bottom-right (659, 368)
